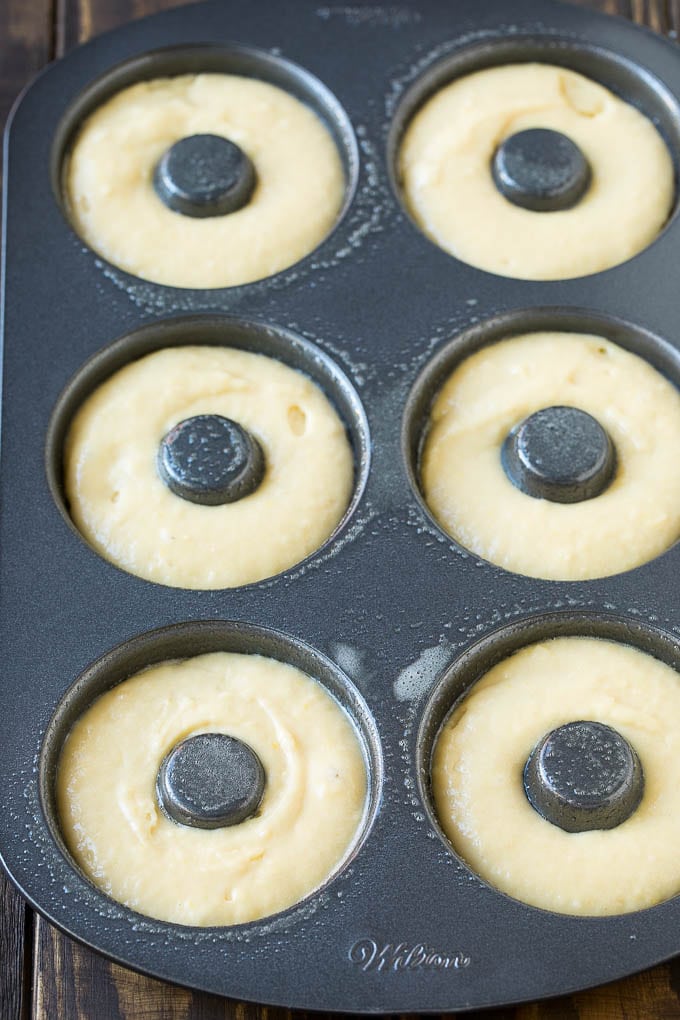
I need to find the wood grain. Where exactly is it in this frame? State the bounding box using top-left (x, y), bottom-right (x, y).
top-left (53, 0), bottom-right (201, 56)
top-left (33, 919), bottom-right (238, 1020)
top-left (3, 0), bottom-right (680, 1017)
top-left (0, 0), bottom-right (53, 179)
top-left (0, 0), bottom-right (52, 1007)
top-left (0, 874), bottom-right (30, 1020)
top-left (570, 0), bottom-right (673, 30)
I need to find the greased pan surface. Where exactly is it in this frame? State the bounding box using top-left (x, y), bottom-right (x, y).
top-left (4, 0), bottom-right (680, 1011)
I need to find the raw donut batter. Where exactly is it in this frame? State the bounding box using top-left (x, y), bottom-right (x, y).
top-left (421, 331), bottom-right (680, 580)
top-left (57, 652), bottom-right (368, 926)
top-left (65, 74), bottom-right (345, 288)
top-left (399, 64), bottom-right (673, 279)
top-left (64, 345), bottom-right (354, 589)
top-left (432, 636), bottom-right (680, 915)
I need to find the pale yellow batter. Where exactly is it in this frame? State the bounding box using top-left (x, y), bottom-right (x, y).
top-left (432, 636), bottom-right (680, 915)
top-left (66, 74), bottom-right (345, 288)
top-left (57, 651), bottom-right (367, 926)
top-left (421, 331), bottom-right (680, 580)
top-left (399, 64), bottom-right (673, 279)
top-left (64, 346), bottom-right (354, 589)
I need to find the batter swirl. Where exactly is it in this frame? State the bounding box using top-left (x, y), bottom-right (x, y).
top-left (57, 652), bottom-right (367, 926)
top-left (66, 73), bottom-right (345, 288)
top-left (421, 331), bottom-right (680, 580)
top-left (432, 636), bottom-right (680, 915)
top-left (64, 345), bottom-right (354, 589)
top-left (399, 64), bottom-right (673, 279)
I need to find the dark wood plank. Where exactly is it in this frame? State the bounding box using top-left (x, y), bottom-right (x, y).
top-left (569, 0), bottom-right (672, 29)
top-left (631, 0), bottom-right (671, 33)
top-left (0, 0), bottom-right (53, 177)
top-left (0, 873), bottom-right (30, 1020)
top-left (567, 0), bottom-right (635, 15)
top-left (3, 0), bottom-right (678, 1017)
top-left (669, 1), bottom-right (680, 37)
top-left (33, 918), bottom-right (244, 1019)
top-left (0, 0), bottom-right (54, 1010)
top-left (54, 0), bottom-right (201, 56)
top-left (29, 917), bottom-right (680, 1020)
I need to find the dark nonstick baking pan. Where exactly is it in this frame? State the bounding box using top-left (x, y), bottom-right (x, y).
top-left (4, 0), bottom-right (680, 1011)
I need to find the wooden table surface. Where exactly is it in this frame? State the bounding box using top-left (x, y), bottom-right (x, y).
top-left (4, 0), bottom-right (680, 1017)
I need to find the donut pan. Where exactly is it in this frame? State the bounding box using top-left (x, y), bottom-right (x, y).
top-left (5, 0), bottom-right (680, 1011)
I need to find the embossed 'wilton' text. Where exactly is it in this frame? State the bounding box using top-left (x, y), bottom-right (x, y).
top-left (349, 939), bottom-right (471, 973)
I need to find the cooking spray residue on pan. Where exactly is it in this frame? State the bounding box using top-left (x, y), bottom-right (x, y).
top-left (393, 641), bottom-right (452, 701)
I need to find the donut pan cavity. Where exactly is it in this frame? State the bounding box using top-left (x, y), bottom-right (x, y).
top-left (45, 314), bottom-right (371, 581)
top-left (51, 42), bottom-right (360, 273)
top-left (6, 0), bottom-right (680, 1011)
